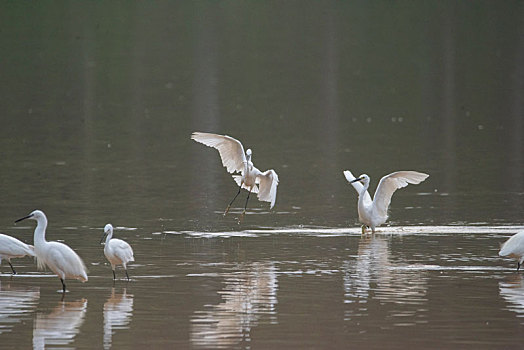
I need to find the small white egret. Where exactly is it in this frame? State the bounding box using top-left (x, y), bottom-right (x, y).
top-left (0, 233), bottom-right (35, 275)
top-left (15, 210), bottom-right (88, 292)
top-left (343, 170), bottom-right (429, 234)
top-left (191, 132), bottom-right (279, 219)
top-left (499, 230), bottom-right (524, 271)
top-left (101, 224), bottom-right (134, 280)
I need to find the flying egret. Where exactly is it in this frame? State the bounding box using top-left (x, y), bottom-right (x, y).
top-left (101, 224), bottom-right (134, 280)
top-left (0, 233), bottom-right (35, 275)
top-left (191, 132), bottom-right (279, 219)
top-left (499, 230), bottom-right (524, 271)
top-left (15, 210), bottom-right (88, 292)
top-left (343, 170), bottom-right (429, 234)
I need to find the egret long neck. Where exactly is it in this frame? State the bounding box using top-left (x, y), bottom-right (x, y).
top-left (105, 231), bottom-right (113, 245)
top-left (358, 182), bottom-right (370, 208)
top-left (33, 218), bottom-right (48, 246)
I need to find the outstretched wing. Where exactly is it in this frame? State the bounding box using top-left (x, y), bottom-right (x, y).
top-left (257, 170), bottom-right (279, 208)
top-left (191, 132), bottom-right (246, 173)
top-left (343, 170), bottom-right (372, 207)
top-left (373, 171), bottom-right (429, 217)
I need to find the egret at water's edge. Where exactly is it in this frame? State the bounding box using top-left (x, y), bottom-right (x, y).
top-left (499, 230), bottom-right (524, 271)
top-left (14, 210), bottom-right (88, 293)
top-left (101, 224), bottom-right (135, 280)
top-left (343, 170), bottom-right (429, 234)
top-left (191, 132), bottom-right (279, 220)
top-left (0, 233), bottom-right (35, 275)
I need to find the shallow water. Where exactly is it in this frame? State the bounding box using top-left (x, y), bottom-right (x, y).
top-left (0, 1), bottom-right (523, 349)
top-left (1, 225), bottom-right (524, 349)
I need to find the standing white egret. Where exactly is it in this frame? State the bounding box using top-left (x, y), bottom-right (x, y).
top-left (101, 224), bottom-right (134, 280)
top-left (0, 233), bottom-right (35, 275)
top-left (499, 230), bottom-right (524, 271)
top-left (15, 210), bottom-right (87, 292)
top-left (191, 132), bottom-right (279, 219)
top-left (343, 170), bottom-right (429, 234)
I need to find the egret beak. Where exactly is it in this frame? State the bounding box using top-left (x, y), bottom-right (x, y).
top-left (350, 177), bottom-right (364, 183)
top-left (15, 214), bottom-right (33, 223)
top-left (100, 232), bottom-right (108, 244)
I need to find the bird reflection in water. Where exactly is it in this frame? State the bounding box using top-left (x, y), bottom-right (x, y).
top-left (0, 281), bottom-right (40, 335)
top-left (103, 288), bottom-right (134, 350)
top-left (190, 262), bottom-right (278, 348)
top-left (33, 298), bottom-right (87, 350)
top-left (343, 235), bottom-right (428, 325)
top-left (499, 274), bottom-right (524, 321)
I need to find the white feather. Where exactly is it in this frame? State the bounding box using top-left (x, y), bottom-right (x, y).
top-left (191, 132), bottom-right (246, 174)
top-left (373, 171), bottom-right (430, 218)
top-left (343, 170), bottom-right (429, 232)
top-left (257, 170), bottom-right (279, 208)
top-left (499, 230), bottom-right (524, 266)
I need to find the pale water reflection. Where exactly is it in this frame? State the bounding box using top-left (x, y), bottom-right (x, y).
top-left (343, 235), bottom-right (428, 325)
top-left (499, 275), bottom-right (524, 321)
top-left (33, 299), bottom-right (87, 350)
top-left (0, 282), bottom-right (39, 335)
top-left (190, 262), bottom-right (278, 349)
top-left (0, 0), bottom-right (522, 348)
top-left (104, 288), bottom-right (134, 350)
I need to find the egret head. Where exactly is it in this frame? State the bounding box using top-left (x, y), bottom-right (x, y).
top-left (350, 174), bottom-right (370, 187)
top-left (15, 209), bottom-right (47, 223)
top-left (101, 223), bottom-right (114, 244)
top-left (104, 224), bottom-right (113, 234)
top-left (246, 149), bottom-right (252, 161)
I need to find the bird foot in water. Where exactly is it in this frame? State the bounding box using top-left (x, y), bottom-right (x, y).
top-left (237, 212), bottom-right (245, 225)
top-left (223, 205), bottom-right (231, 217)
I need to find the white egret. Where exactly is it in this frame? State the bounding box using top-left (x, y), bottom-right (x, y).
top-left (191, 132), bottom-right (279, 219)
top-left (15, 210), bottom-right (88, 292)
top-left (343, 170), bottom-right (429, 234)
top-left (0, 233), bottom-right (35, 275)
top-left (499, 230), bottom-right (524, 271)
top-left (101, 224), bottom-right (134, 280)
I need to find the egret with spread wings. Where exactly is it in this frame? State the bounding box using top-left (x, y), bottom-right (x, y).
top-left (343, 170), bottom-right (429, 233)
top-left (191, 132), bottom-right (279, 219)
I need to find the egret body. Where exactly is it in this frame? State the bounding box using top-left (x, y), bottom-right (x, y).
top-left (15, 210), bottom-right (87, 292)
top-left (499, 230), bottom-right (524, 271)
top-left (191, 132), bottom-right (279, 219)
top-left (101, 224), bottom-right (134, 280)
top-left (343, 170), bottom-right (429, 233)
top-left (0, 233), bottom-right (35, 274)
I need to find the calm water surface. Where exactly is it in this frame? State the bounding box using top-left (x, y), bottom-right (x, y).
top-left (0, 1), bottom-right (523, 349)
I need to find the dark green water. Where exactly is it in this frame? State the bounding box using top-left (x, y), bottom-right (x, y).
top-left (0, 1), bottom-right (523, 349)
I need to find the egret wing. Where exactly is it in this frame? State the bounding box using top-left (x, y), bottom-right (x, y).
top-left (499, 231), bottom-right (524, 257)
top-left (113, 239), bottom-right (135, 262)
top-left (0, 234), bottom-right (35, 257)
top-left (47, 242), bottom-right (88, 281)
top-left (372, 171), bottom-right (429, 217)
top-left (191, 132), bottom-right (246, 173)
top-left (257, 170), bottom-right (279, 208)
top-left (343, 170), bottom-right (372, 207)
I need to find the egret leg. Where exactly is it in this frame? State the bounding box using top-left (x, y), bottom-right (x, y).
top-left (125, 269), bottom-right (130, 281)
top-left (112, 269), bottom-right (116, 280)
top-left (371, 226), bottom-right (375, 234)
top-left (361, 225), bottom-right (366, 235)
top-left (239, 189), bottom-right (252, 223)
top-left (518, 262), bottom-right (521, 272)
top-left (8, 261), bottom-right (16, 275)
top-left (60, 278), bottom-right (67, 293)
top-left (224, 186), bottom-right (242, 216)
